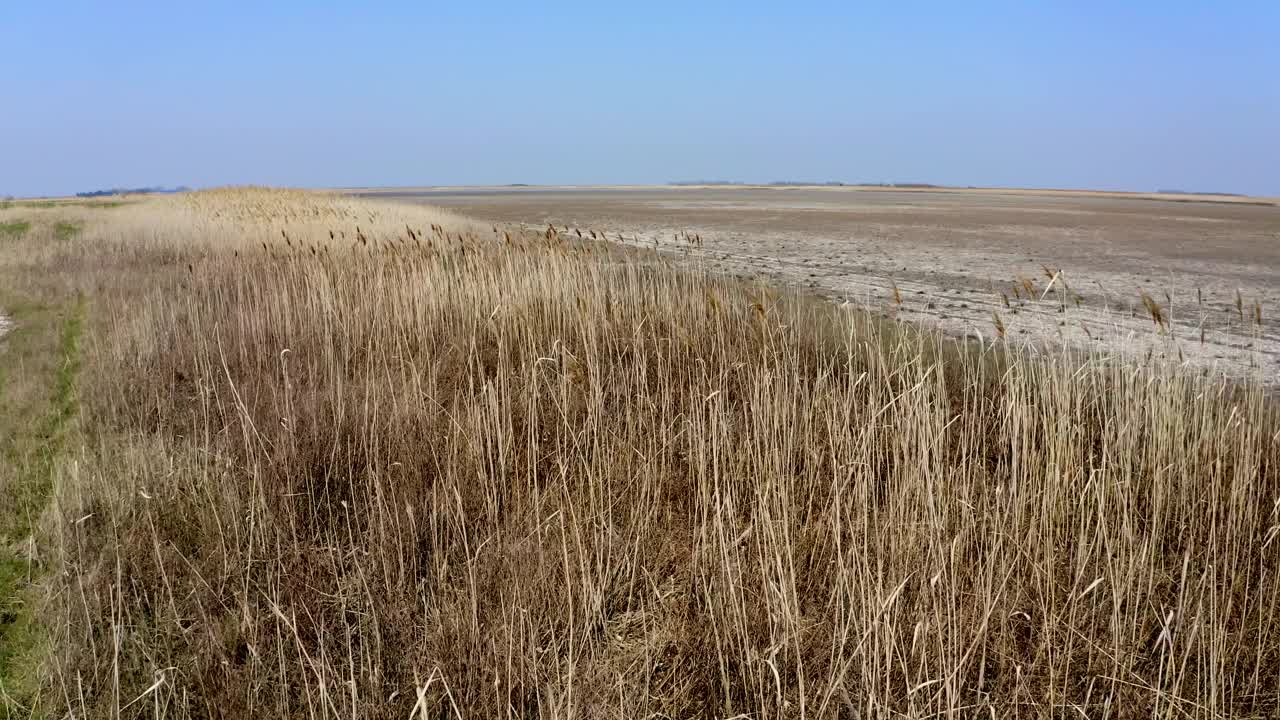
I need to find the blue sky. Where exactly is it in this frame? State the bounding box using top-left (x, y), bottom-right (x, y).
top-left (3, 1), bottom-right (1278, 197)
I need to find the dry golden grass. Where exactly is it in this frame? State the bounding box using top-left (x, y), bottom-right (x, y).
top-left (4, 188), bottom-right (1278, 718)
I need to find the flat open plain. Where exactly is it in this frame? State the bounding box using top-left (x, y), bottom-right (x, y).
top-left (361, 186), bottom-right (1280, 382)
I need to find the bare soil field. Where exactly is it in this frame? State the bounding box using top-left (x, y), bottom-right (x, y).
top-left (360, 186), bottom-right (1280, 383)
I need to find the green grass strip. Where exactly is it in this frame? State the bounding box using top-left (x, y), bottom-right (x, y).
top-left (0, 295), bottom-right (84, 716)
top-left (0, 222), bottom-right (30, 240)
top-left (53, 223), bottom-right (80, 242)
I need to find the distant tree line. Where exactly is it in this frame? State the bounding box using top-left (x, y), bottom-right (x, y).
top-left (670, 180), bottom-right (851, 187)
top-left (76, 186), bottom-right (191, 198)
top-left (668, 180), bottom-right (944, 188)
top-left (1156, 189), bottom-right (1242, 197)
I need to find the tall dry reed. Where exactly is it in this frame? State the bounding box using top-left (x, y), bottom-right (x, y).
top-left (26, 188), bottom-right (1280, 718)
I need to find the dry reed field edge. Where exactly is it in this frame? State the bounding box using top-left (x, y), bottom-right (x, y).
top-left (481, 215), bottom-right (1280, 388)
top-left (1, 189), bottom-right (1278, 718)
top-left (375, 187), bottom-right (1278, 387)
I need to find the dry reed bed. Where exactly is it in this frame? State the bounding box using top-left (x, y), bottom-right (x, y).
top-left (31, 189), bottom-right (1280, 718)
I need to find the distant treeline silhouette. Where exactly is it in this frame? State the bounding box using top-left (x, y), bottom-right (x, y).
top-left (76, 186), bottom-right (191, 198)
top-left (668, 180), bottom-right (943, 188)
top-left (1156, 189), bottom-right (1243, 197)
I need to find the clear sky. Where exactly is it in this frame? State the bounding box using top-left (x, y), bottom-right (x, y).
top-left (4, 1), bottom-right (1278, 197)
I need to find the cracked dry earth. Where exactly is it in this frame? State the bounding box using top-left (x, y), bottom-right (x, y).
top-left (366, 187), bottom-right (1280, 385)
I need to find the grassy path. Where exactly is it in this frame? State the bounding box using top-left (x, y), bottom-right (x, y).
top-left (0, 294), bottom-right (83, 717)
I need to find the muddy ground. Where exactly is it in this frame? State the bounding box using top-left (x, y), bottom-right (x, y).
top-left (362, 186), bottom-right (1280, 384)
